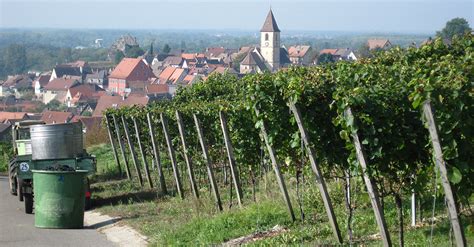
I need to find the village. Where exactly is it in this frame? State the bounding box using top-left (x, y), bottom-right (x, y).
top-left (0, 10), bottom-right (397, 139)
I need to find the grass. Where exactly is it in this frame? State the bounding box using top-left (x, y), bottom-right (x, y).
top-left (87, 144), bottom-right (474, 246)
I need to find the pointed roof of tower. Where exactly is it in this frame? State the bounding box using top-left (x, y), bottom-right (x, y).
top-left (260, 9), bottom-right (280, 32)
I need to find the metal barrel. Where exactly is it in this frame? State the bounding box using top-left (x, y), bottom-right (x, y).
top-left (30, 122), bottom-right (84, 160)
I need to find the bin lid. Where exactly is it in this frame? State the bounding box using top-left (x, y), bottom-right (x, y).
top-left (31, 170), bottom-right (89, 174)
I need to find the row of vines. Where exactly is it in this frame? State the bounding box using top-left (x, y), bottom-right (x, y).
top-left (103, 34), bottom-right (472, 246)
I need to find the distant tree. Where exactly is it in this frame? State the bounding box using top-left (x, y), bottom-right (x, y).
top-left (162, 44), bottom-right (171, 54)
top-left (114, 51), bottom-right (125, 64)
top-left (125, 45), bottom-right (144, 58)
top-left (46, 99), bottom-right (62, 110)
top-left (58, 47), bottom-right (72, 63)
top-left (357, 43), bottom-right (371, 58)
top-left (3, 44), bottom-right (27, 75)
top-left (436, 17), bottom-right (472, 40)
top-left (317, 53), bottom-right (335, 65)
top-left (180, 40), bottom-right (187, 50)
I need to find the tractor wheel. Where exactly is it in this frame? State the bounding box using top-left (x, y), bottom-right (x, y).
top-left (10, 176), bottom-right (17, 196)
top-left (24, 194), bottom-right (33, 214)
top-left (17, 178), bottom-right (24, 202)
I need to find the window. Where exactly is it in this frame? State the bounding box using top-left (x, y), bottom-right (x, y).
top-left (265, 33), bottom-right (269, 41)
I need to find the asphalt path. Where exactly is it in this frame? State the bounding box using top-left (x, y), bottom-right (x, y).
top-left (0, 176), bottom-right (115, 247)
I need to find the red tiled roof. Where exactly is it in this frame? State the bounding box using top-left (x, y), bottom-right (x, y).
top-left (319, 49), bottom-right (338, 55)
top-left (158, 67), bottom-right (176, 84)
top-left (169, 68), bottom-right (185, 84)
top-left (288, 46), bottom-right (311, 58)
top-left (44, 78), bottom-right (79, 91)
top-left (181, 53), bottom-right (196, 60)
top-left (69, 84), bottom-right (104, 100)
top-left (146, 84), bottom-right (169, 94)
top-left (41, 111), bottom-right (74, 124)
top-left (183, 75), bottom-right (195, 84)
top-left (367, 39), bottom-right (391, 50)
top-left (36, 75), bottom-right (51, 87)
top-left (0, 112), bottom-right (28, 123)
top-left (109, 58), bottom-right (143, 79)
top-left (93, 95), bottom-right (149, 117)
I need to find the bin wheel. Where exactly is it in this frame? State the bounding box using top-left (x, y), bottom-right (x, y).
top-left (17, 178), bottom-right (24, 202)
top-left (24, 194), bottom-right (33, 214)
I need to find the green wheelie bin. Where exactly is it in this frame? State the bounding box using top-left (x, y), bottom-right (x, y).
top-left (32, 170), bottom-right (88, 229)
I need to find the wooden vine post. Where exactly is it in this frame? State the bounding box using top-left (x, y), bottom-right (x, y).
top-left (253, 107), bottom-right (296, 222)
top-left (219, 111), bottom-right (243, 207)
top-left (176, 111), bottom-right (199, 199)
top-left (289, 103), bottom-right (343, 242)
top-left (133, 117), bottom-right (153, 189)
top-left (104, 115), bottom-right (122, 176)
top-left (113, 115), bottom-right (131, 180)
top-left (121, 115), bottom-right (144, 187)
top-left (193, 114), bottom-right (223, 211)
top-left (160, 113), bottom-right (184, 199)
top-left (344, 108), bottom-right (391, 247)
top-left (422, 101), bottom-right (466, 247)
top-left (147, 113), bottom-right (167, 194)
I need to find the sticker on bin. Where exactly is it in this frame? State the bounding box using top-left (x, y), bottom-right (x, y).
top-left (20, 162), bottom-right (29, 172)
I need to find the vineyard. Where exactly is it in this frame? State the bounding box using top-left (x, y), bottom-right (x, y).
top-left (102, 34), bottom-right (473, 246)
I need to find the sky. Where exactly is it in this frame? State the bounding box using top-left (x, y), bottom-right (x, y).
top-left (0, 0), bottom-right (473, 33)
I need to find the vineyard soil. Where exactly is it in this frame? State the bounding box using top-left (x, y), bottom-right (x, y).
top-left (88, 144), bottom-right (474, 246)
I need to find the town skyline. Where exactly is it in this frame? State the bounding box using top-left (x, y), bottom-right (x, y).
top-left (1, 0), bottom-right (473, 33)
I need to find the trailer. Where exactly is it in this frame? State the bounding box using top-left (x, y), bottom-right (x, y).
top-left (8, 121), bottom-right (96, 214)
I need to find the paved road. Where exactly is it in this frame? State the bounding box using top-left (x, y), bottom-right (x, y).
top-left (0, 176), bottom-right (115, 247)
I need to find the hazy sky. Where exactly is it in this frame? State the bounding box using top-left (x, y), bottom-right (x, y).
top-left (0, 0), bottom-right (473, 33)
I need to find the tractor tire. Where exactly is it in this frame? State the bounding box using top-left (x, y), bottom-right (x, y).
top-left (10, 176), bottom-right (17, 196)
top-left (17, 178), bottom-right (24, 202)
top-left (24, 194), bottom-right (33, 214)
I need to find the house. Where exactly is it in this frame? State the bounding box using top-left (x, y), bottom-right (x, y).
top-left (108, 58), bottom-right (153, 95)
top-left (367, 39), bottom-right (392, 50)
top-left (1, 75), bottom-right (34, 97)
top-left (66, 84), bottom-right (105, 107)
top-left (182, 74), bottom-right (201, 85)
top-left (287, 45), bottom-right (313, 65)
top-left (42, 78), bottom-right (80, 104)
top-left (0, 111), bottom-right (29, 124)
top-left (50, 61), bottom-right (90, 82)
top-left (34, 74), bottom-right (51, 96)
top-left (157, 67), bottom-right (177, 84)
top-left (85, 70), bottom-right (108, 89)
top-left (163, 56), bottom-right (183, 68)
top-left (318, 48), bottom-right (357, 62)
top-left (169, 68), bottom-right (187, 84)
top-left (211, 67), bottom-right (238, 76)
top-left (93, 95), bottom-right (149, 117)
top-left (334, 48), bottom-right (357, 61)
top-left (41, 111), bottom-right (74, 124)
top-left (145, 84), bottom-right (172, 100)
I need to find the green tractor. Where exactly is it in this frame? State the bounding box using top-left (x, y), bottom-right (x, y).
top-left (8, 121), bottom-right (96, 214)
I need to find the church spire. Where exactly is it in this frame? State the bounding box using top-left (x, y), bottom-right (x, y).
top-left (260, 9), bottom-right (280, 32)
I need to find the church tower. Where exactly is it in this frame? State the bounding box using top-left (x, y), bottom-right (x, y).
top-left (260, 9), bottom-right (280, 71)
